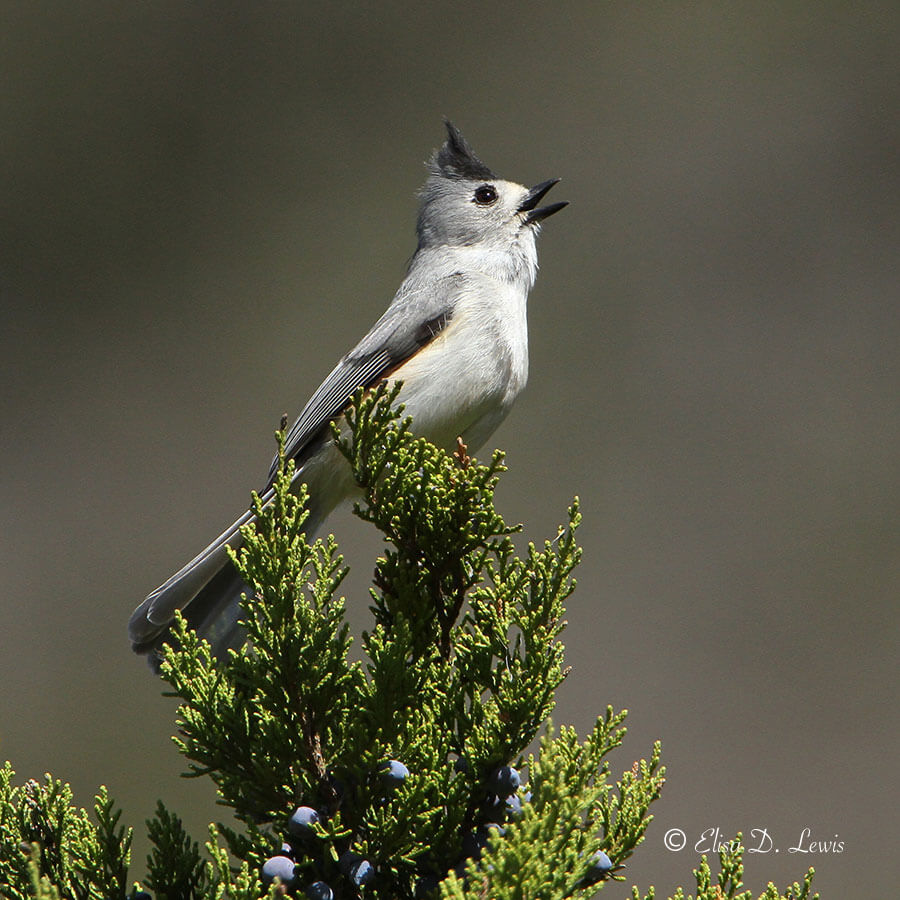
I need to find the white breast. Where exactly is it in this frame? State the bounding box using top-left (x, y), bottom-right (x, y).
top-left (390, 276), bottom-right (530, 454)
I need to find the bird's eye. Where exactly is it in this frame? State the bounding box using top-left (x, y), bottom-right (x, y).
top-left (473, 184), bottom-right (498, 205)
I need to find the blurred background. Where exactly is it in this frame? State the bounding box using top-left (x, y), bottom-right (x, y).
top-left (1, 3), bottom-right (897, 895)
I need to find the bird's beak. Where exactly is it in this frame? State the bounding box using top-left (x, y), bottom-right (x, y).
top-left (518, 178), bottom-right (568, 224)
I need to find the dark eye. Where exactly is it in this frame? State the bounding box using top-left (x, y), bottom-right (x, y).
top-left (473, 184), bottom-right (498, 205)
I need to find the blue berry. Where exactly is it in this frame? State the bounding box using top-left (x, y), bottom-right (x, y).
top-left (503, 793), bottom-right (523, 819)
top-left (288, 806), bottom-right (320, 838)
top-left (261, 855), bottom-right (297, 886)
top-left (584, 850), bottom-right (613, 882)
top-left (339, 850), bottom-right (361, 875)
top-left (489, 765), bottom-right (521, 797)
top-left (489, 791), bottom-right (525, 821)
top-left (133, 893), bottom-right (152, 900)
top-left (462, 823), bottom-right (505, 860)
top-left (304, 882), bottom-right (333, 900)
top-left (280, 841), bottom-right (294, 858)
top-left (379, 759), bottom-right (409, 790)
top-left (349, 859), bottom-right (375, 886)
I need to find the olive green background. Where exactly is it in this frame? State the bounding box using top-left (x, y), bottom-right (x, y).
top-left (2, 3), bottom-right (897, 895)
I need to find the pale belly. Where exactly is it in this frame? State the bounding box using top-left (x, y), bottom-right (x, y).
top-left (389, 290), bottom-right (529, 454)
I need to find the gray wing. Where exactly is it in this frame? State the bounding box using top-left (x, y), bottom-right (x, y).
top-left (267, 272), bottom-right (463, 485)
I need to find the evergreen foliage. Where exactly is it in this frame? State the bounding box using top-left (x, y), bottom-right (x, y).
top-left (0, 766), bottom-right (131, 900)
top-left (0, 384), bottom-right (816, 900)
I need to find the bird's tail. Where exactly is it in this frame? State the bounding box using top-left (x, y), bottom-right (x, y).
top-left (133, 562), bottom-right (250, 672)
top-left (129, 482), bottom-right (325, 671)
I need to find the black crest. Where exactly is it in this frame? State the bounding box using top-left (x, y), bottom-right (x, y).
top-left (432, 120), bottom-right (497, 181)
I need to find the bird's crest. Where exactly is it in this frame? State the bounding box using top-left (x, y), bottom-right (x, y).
top-left (431, 120), bottom-right (497, 181)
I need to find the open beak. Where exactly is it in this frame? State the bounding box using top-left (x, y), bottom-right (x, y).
top-left (518, 178), bottom-right (568, 224)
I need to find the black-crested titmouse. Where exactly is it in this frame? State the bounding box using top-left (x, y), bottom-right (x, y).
top-left (129, 121), bottom-right (566, 666)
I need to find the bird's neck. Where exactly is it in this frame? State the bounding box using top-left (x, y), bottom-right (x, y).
top-left (411, 239), bottom-right (539, 293)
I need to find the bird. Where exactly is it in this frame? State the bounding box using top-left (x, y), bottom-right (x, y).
top-left (129, 121), bottom-right (566, 668)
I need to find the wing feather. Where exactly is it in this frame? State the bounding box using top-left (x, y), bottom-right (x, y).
top-left (266, 273), bottom-right (464, 485)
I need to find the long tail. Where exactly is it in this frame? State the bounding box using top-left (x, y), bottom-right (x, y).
top-left (129, 479), bottom-right (325, 671)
